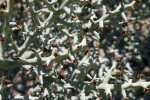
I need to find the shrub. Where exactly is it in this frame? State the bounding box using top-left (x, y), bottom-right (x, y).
top-left (0, 0), bottom-right (149, 99)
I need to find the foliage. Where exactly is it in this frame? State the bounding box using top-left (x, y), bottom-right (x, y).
top-left (0, 0), bottom-right (150, 99)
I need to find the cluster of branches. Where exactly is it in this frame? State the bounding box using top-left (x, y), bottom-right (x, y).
top-left (0, 0), bottom-right (150, 99)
